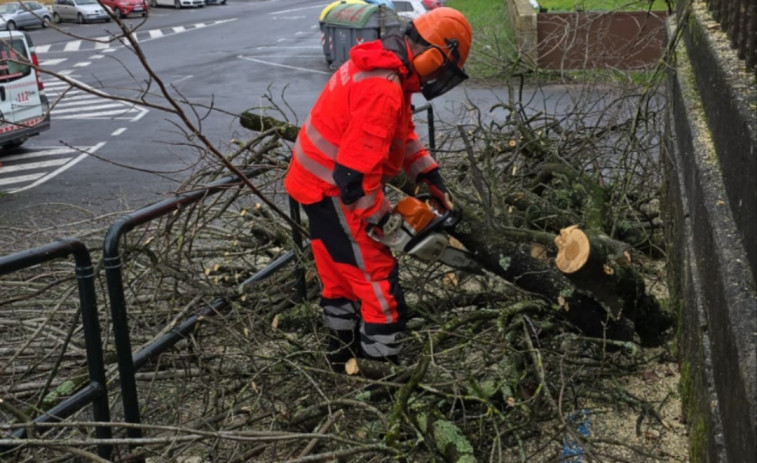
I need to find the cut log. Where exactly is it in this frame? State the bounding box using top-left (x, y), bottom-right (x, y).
top-left (345, 357), bottom-right (408, 381)
top-left (449, 209), bottom-right (635, 342)
top-left (239, 112), bottom-right (299, 142)
top-left (555, 225), bottom-right (592, 274)
top-left (553, 225), bottom-right (670, 345)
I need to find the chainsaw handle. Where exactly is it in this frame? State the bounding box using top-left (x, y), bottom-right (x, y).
top-left (414, 193), bottom-right (460, 230)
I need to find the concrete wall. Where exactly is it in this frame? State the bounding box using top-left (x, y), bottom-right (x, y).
top-left (664, 2), bottom-right (757, 462)
top-left (507, 0), bottom-right (667, 70)
top-left (537, 11), bottom-right (666, 70)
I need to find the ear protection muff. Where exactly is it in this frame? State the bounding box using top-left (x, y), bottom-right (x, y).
top-left (412, 46), bottom-right (446, 79)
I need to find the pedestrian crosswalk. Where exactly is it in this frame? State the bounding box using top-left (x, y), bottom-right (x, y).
top-left (34, 18), bottom-right (236, 54)
top-left (44, 78), bottom-right (149, 121)
top-left (0, 143), bottom-right (105, 193)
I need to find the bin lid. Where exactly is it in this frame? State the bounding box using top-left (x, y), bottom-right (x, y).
top-left (319, 0), bottom-right (366, 22)
top-left (323, 3), bottom-right (398, 27)
top-left (365, 0), bottom-right (394, 8)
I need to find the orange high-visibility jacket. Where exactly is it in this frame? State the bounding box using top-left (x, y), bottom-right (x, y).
top-left (284, 37), bottom-right (438, 224)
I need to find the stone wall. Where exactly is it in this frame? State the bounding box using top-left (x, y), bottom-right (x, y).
top-left (664, 2), bottom-right (757, 462)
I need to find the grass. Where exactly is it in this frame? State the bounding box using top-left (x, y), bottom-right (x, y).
top-left (536, 0), bottom-right (670, 12)
top-left (445, 0), bottom-right (517, 79)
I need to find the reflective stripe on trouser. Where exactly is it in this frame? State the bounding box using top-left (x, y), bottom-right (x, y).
top-left (321, 297), bottom-right (359, 331)
top-left (302, 196), bottom-right (407, 358)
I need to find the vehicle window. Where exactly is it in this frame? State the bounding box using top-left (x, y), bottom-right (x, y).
top-left (0, 4), bottom-right (18, 13)
top-left (393, 2), bottom-right (412, 12)
top-left (0, 38), bottom-right (31, 83)
top-left (78, 0), bottom-right (98, 4)
top-left (27, 2), bottom-right (43, 9)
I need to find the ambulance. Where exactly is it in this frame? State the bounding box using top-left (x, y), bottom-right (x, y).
top-left (0, 30), bottom-right (50, 149)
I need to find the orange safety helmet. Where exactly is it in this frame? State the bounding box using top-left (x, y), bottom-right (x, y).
top-left (408, 7), bottom-right (472, 99)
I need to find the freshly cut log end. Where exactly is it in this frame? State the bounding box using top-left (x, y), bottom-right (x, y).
top-left (554, 225), bottom-right (590, 273)
top-left (345, 358), bottom-right (360, 376)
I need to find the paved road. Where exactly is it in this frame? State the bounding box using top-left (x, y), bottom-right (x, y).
top-left (0, 0), bottom-right (575, 251)
top-left (0, 0), bottom-right (333, 221)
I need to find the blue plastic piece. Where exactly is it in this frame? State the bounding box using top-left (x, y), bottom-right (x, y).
top-left (561, 409), bottom-right (592, 462)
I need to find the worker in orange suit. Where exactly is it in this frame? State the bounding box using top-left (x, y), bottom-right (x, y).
top-left (284, 7), bottom-right (472, 370)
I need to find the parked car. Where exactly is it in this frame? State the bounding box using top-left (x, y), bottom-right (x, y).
top-left (100, 0), bottom-right (147, 17)
top-left (0, 1), bottom-right (51, 30)
top-left (148, 0), bottom-right (204, 8)
top-left (421, 0), bottom-right (441, 9)
top-left (52, 0), bottom-right (110, 24)
top-left (0, 30), bottom-right (50, 150)
top-left (391, 0), bottom-right (428, 21)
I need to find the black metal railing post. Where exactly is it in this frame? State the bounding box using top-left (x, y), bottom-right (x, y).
top-left (289, 197), bottom-right (307, 302)
top-left (102, 169), bottom-right (266, 436)
top-left (427, 105), bottom-right (436, 152)
top-left (0, 238), bottom-right (112, 459)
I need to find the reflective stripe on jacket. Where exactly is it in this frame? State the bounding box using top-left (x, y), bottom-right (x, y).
top-left (284, 39), bottom-right (438, 224)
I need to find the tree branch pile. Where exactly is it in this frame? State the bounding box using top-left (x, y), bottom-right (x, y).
top-left (0, 79), bottom-right (685, 462)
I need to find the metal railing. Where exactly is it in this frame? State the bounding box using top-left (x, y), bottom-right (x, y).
top-left (102, 167), bottom-right (305, 442)
top-left (1, 106), bottom-right (437, 457)
top-left (0, 238), bottom-right (113, 459)
top-left (703, 0), bottom-right (756, 72)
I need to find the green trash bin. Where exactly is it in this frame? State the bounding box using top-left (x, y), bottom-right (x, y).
top-left (322, 3), bottom-right (402, 68)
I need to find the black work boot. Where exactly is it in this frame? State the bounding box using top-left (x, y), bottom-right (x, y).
top-left (326, 328), bottom-right (360, 373)
top-left (362, 352), bottom-right (399, 365)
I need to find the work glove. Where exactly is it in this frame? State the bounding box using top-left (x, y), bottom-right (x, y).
top-left (417, 168), bottom-right (454, 212)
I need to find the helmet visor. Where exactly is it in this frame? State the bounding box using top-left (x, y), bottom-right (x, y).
top-left (420, 61), bottom-right (468, 100)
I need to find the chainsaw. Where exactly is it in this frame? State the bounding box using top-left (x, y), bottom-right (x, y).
top-left (370, 195), bottom-right (483, 275)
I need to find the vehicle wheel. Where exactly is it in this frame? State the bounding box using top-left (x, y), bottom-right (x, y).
top-left (2, 138), bottom-right (27, 150)
top-left (149, 0), bottom-right (156, 7)
top-left (42, 16), bottom-right (51, 27)
top-left (174, 0), bottom-right (181, 8)
top-left (53, 12), bottom-right (62, 23)
top-left (221, 0), bottom-right (226, 4)
top-left (114, 7), bottom-right (123, 18)
top-left (77, 13), bottom-right (85, 24)
top-left (6, 21), bottom-right (16, 30)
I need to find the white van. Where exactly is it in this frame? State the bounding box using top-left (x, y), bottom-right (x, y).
top-left (0, 30), bottom-right (49, 149)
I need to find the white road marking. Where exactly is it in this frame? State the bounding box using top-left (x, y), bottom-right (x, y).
top-left (111, 127), bottom-right (127, 136)
top-left (53, 98), bottom-right (106, 108)
top-left (64, 41), bottom-right (82, 52)
top-left (0, 147), bottom-right (78, 162)
top-left (73, 61), bottom-right (91, 67)
top-left (0, 173), bottom-right (45, 187)
top-left (39, 58), bottom-right (66, 66)
top-left (55, 108), bottom-right (142, 119)
top-left (172, 75), bottom-right (193, 84)
top-left (7, 142), bottom-right (106, 194)
top-left (52, 102), bottom-right (126, 114)
top-left (270, 4), bottom-right (325, 14)
top-left (0, 158), bottom-right (70, 174)
top-left (238, 55), bottom-right (330, 75)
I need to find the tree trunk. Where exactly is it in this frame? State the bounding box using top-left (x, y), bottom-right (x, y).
top-left (449, 208), bottom-right (636, 342)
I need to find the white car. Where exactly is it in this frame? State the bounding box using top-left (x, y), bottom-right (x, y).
top-left (391, 0), bottom-right (428, 21)
top-left (148, 0), bottom-right (204, 8)
top-left (52, 0), bottom-right (110, 24)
